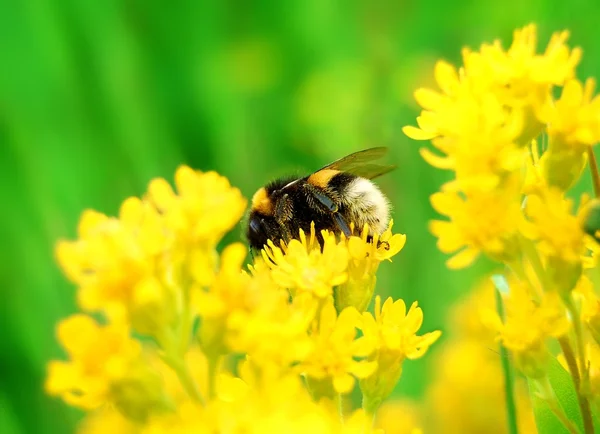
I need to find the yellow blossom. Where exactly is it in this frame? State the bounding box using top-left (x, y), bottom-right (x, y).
top-left (147, 166), bottom-right (247, 248)
top-left (301, 303), bottom-right (377, 396)
top-left (522, 187), bottom-right (587, 293)
top-left (263, 227), bottom-right (349, 299)
top-left (429, 179), bottom-right (522, 268)
top-left (404, 25), bottom-right (581, 164)
top-left (226, 287), bottom-right (316, 369)
top-left (204, 364), bottom-right (378, 434)
top-left (407, 90), bottom-right (525, 190)
top-left (77, 406), bottom-right (137, 434)
top-left (45, 315), bottom-right (165, 420)
top-left (55, 205), bottom-right (164, 323)
top-left (194, 243), bottom-right (315, 366)
top-left (346, 220), bottom-right (407, 266)
top-left (338, 220), bottom-right (406, 312)
top-left (462, 25), bottom-right (580, 116)
top-left (540, 78), bottom-right (600, 151)
top-left (482, 283), bottom-right (570, 377)
top-left (374, 400), bottom-right (423, 434)
top-left (522, 188), bottom-right (586, 263)
top-left (358, 296), bottom-right (441, 412)
top-left (142, 400), bottom-right (211, 434)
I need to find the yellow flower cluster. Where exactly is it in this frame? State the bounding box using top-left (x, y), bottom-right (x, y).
top-left (46, 166), bottom-right (439, 433)
top-left (405, 23), bottom-right (600, 432)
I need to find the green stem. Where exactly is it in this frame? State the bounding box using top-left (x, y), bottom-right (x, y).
top-left (518, 235), bottom-right (551, 295)
top-left (587, 148), bottom-right (600, 198)
top-left (560, 337), bottom-right (595, 434)
top-left (507, 257), bottom-right (542, 303)
top-left (158, 329), bottom-right (205, 405)
top-left (495, 287), bottom-right (519, 434)
top-left (336, 393), bottom-right (345, 424)
top-left (562, 299), bottom-right (596, 434)
top-left (168, 356), bottom-right (205, 405)
top-left (178, 284), bottom-right (192, 357)
top-left (207, 354), bottom-right (220, 400)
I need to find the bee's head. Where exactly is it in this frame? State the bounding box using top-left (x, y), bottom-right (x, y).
top-left (246, 186), bottom-right (282, 253)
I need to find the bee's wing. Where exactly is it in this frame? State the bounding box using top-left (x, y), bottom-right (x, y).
top-left (314, 147), bottom-right (396, 179)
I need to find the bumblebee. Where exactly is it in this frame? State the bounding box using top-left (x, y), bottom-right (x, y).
top-left (246, 147), bottom-right (396, 252)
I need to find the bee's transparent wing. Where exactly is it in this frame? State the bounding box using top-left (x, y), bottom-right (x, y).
top-left (315, 147), bottom-right (396, 179)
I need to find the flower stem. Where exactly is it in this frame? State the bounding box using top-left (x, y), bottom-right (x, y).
top-left (560, 337), bottom-right (595, 434)
top-left (562, 299), bottom-right (596, 434)
top-left (518, 235), bottom-right (550, 296)
top-left (170, 356), bottom-right (205, 405)
top-left (588, 148), bottom-right (600, 198)
top-left (207, 354), bottom-right (220, 400)
top-left (178, 280), bottom-right (193, 356)
top-left (158, 329), bottom-right (205, 405)
top-left (336, 393), bottom-right (345, 424)
top-left (495, 287), bottom-right (519, 434)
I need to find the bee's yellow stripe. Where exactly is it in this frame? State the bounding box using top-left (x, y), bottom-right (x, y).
top-left (308, 169), bottom-right (340, 188)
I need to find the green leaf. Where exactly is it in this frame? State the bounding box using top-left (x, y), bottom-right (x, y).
top-left (528, 356), bottom-right (584, 434)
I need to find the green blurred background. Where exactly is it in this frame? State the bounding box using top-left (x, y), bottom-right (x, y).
top-left (1, 0), bottom-right (599, 432)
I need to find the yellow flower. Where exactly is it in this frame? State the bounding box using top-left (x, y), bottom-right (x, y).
top-left (404, 25), bottom-right (581, 154)
top-left (540, 78), bottom-right (600, 151)
top-left (374, 400), bottom-right (423, 434)
top-left (263, 227), bottom-right (349, 299)
top-left (194, 242), bottom-right (263, 356)
top-left (362, 296), bottom-right (442, 359)
top-left (358, 296), bottom-right (441, 412)
top-left (226, 286), bottom-right (316, 369)
top-left (522, 187), bottom-right (587, 293)
top-left (301, 303), bottom-right (377, 396)
top-left (406, 89), bottom-right (525, 191)
top-left (206, 364), bottom-right (377, 434)
top-left (147, 167), bottom-right (246, 287)
top-left (522, 188), bottom-right (586, 262)
top-left (147, 166), bottom-right (247, 248)
top-left (55, 205), bottom-right (161, 320)
top-left (429, 179), bottom-right (522, 268)
top-left (347, 220), bottom-right (407, 266)
top-left (55, 167), bottom-right (247, 336)
top-left (194, 243), bottom-right (316, 367)
top-left (482, 283), bottom-right (570, 377)
top-left (77, 405), bottom-right (137, 434)
top-left (142, 400), bottom-right (211, 434)
top-left (45, 315), bottom-right (164, 420)
top-left (462, 25), bottom-right (580, 115)
top-left (338, 220), bottom-right (406, 312)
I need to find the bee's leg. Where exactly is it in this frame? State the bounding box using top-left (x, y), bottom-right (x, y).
top-left (333, 213), bottom-right (352, 237)
top-left (303, 184), bottom-right (352, 237)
